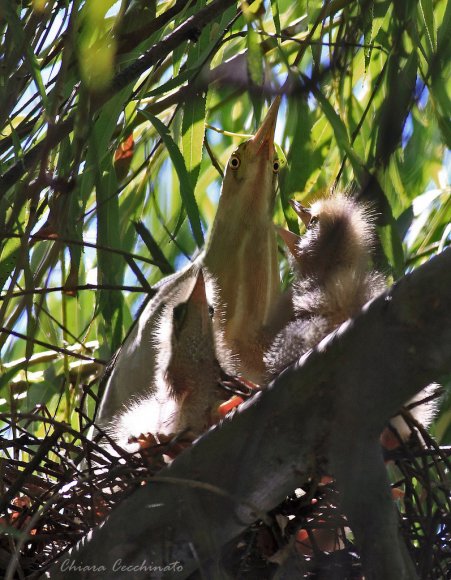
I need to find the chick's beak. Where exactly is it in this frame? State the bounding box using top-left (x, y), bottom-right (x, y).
top-left (289, 199), bottom-right (312, 228)
top-left (276, 226), bottom-right (301, 259)
top-left (188, 269), bottom-right (210, 334)
top-left (250, 96), bottom-right (281, 158)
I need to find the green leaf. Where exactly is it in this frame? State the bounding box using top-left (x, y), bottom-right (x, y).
top-left (0, 1), bottom-right (49, 110)
top-left (270, 0), bottom-right (281, 35)
top-left (146, 67), bottom-right (199, 97)
top-left (311, 84), bottom-right (366, 184)
top-left (141, 110), bottom-right (204, 248)
top-left (419, 0), bottom-right (437, 55)
top-left (0, 236), bottom-right (21, 290)
top-left (374, 51), bottom-right (418, 167)
top-left (88, 93), bottom-right (130, 350)
top-left (133, 220), bottom-right (174, 275)
top-left (95, 161), bottom-right (124, 351)
top-left (274, 142), bottom-right (287, 168)
top-left (377, 222), bottom-right (405, 278)
top-left (307, 0), bottom-right (322, 23)
top-left (182, 92), bottom-right (207, 188)
top-left (247, 25), bottom-right (264, 86)
top-left (362, 0), bottom-right (374, 71)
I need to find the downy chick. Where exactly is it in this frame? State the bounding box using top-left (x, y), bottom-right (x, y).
top-left (110, 270), bottom-right (237, 453)
top-left (96, 266), bottom-right (198, 429)
top-left (265, 193), bottom-right (386, 379)
top-left (266, 193), bottom-right (436, 443)
top-left (96, 99), bottom-right (282, 426)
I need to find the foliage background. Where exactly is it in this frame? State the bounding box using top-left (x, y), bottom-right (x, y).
top-left (0, 0), bottom-right (450, 442)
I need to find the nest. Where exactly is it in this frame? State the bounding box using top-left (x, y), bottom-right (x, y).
top-left (0, 392), bottom-right (450, 579)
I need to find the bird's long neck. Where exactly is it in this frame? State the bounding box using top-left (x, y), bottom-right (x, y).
top-left (203, 210), bottom-right (279, 382)
top-left (197, 98), bottom-right (281, 382)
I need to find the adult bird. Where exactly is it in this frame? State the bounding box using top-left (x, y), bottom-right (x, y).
top-left (96, 98), bottom-right (282, 427)
top-left (109, 269), bottom-right (236, 452)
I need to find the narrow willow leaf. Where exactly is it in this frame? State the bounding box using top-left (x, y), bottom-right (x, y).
top-left (133, 220), bottom-right (174, 275)
top-left (88, 94), bottom-right (130, 350)
top-left (8, 119), bottom-right (24, 163)
top-left (375, 52), bottom-right (418, 167)
top-left (428, 80), bottom-right (451, 148)
top-left (141, 110), bottom-right (204, 248)
top-left (147, 67), bottom-right (198, 97)
top-left (0, 366), bottom-right (20, 394)
top-left (274, 142), bottom-right (287, 168)
top-left (363, 0), bottom-right (374, 72)
top-left (0, 1), bottom-right (49, 110)
top-left (377, 222), bottom-right (405, 278)
top-left (95, 161), bottom-right (124, 351)
top-left (0, 237), bottom-right (21, 290)
top-left (270, 0), bottom-right (281, 35)
top-left (181, 0), bottom-right (209, 192)
top-left (182, 93), bottom-right (207, 188)
top-left (312, 86), bottom-right (366, 184)
top-left (247, 26), bottom-right (264, 86)
top-left (79, 0), bottom-right (117, 91)
top-left (124, 255), bottom-right (153, 291)
top-left (307, 0), bottom-right (323, 22)
top-left (307, 0), bottom-right (323, 67)
top-left (419, 0), bottom-right (437, 55)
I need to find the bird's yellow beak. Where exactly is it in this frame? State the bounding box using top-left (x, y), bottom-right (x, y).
top-left (289, 199), bottom-right (312, 228)
top-left (249, 96), bottom-right (281, 158)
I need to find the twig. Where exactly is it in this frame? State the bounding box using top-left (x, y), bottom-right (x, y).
top-left (1, 284), bottom-right (151, 300)
top-left (0, 327), bottom-right (106, 364)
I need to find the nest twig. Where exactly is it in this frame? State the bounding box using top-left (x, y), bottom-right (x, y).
top-left (0, 390), bottom-right (449, 579)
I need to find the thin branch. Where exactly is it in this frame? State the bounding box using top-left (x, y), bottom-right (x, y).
top-left (2, 232), bottom-right (158, 265)
top-left (0, 327), bottom-right (106, 364)
top-left (1, 284), bottom-right (152, 301)
top-left (204, 134), bottom-right (224, 178)
top-left (0, 0), bottom-right (241, 193)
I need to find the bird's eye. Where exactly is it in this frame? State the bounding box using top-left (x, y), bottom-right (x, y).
top-left (229, 155), bottom-right (241, 170)
top-left (308, 216), bottom-right (319, 229)
top-left (273, 160), bottom-right (280, 173)
top-left (208, 305), bottom-right (214, 319)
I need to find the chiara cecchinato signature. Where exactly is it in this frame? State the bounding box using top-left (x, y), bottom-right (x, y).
top-left (60, 558), bottom-right (184, 574)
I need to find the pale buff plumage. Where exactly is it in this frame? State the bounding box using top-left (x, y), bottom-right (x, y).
top-left (96, 99), bottom-right (281, 427)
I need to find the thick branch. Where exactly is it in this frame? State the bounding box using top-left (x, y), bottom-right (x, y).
top-left (45, 249), bottom-right (451, 579)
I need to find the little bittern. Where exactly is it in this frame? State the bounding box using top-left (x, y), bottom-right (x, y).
top-left (265, 193), bottom-right (386, 378)
top-left (96, 98), bottom-right (281, 426)
top-left (109, 269), bottom-right (236, 451)
top-left (266, 192), bottom-right (436, 442)
top-left (203, 96), bottom-right (281, 383)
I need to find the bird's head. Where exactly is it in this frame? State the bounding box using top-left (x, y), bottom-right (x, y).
top-left (209, 97), bottom-right (282, 235)
top-left (163, 269), bottom-right (237, 433)
top-left (163, 269), bottom-right (218, 395)
top-left (288, 193), bottom-right (375, 280)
